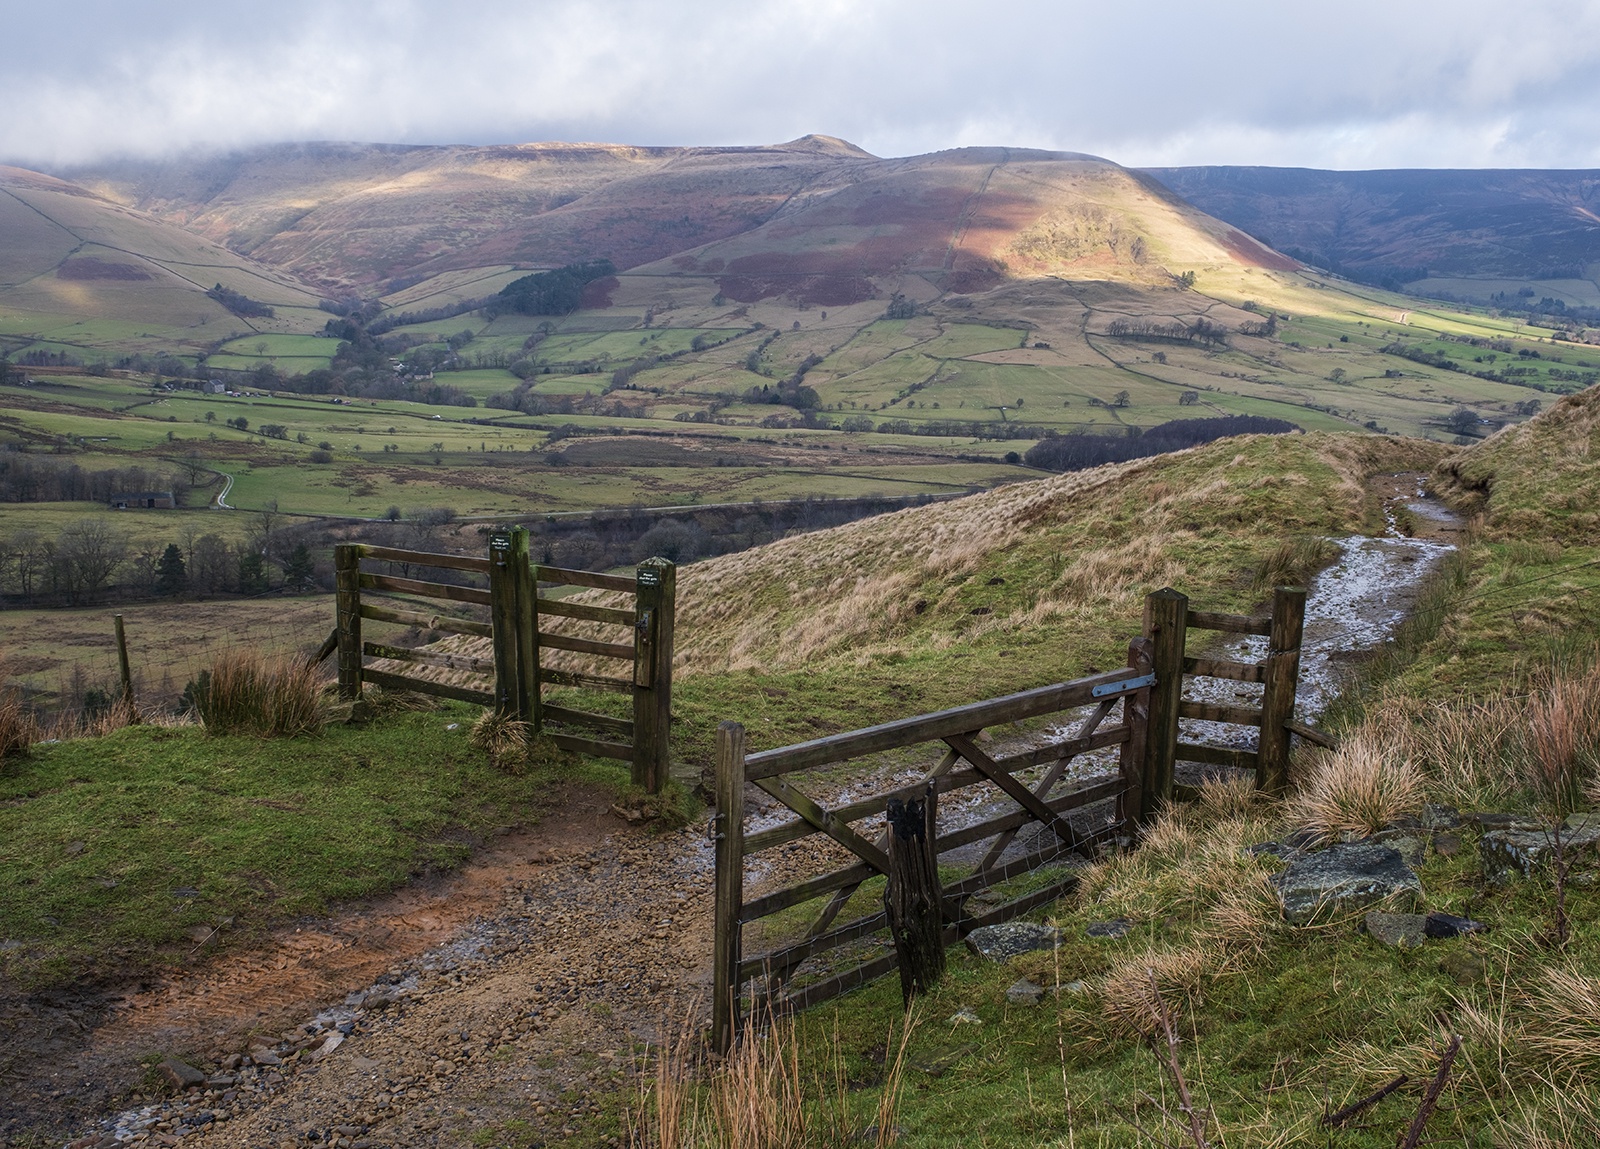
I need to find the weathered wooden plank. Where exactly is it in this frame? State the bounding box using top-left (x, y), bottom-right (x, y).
top-left (537, 632), bottom-right (636, 661)
top-left (314, 627), bottom-right (339, 665)
top-left (542, 704), bottom-right (633, 737)
top-left (362, 642), bottom-right (495, 676)
top-left (742, 861), bottom-right (877, 921)
top-left (1183, 656), bottom-right (1265, 683)
top-left (936, 778), bottom-right (1123, 857)
top-left (1175, 742), bottom-right (1260, 770)
top-left (362, 571), bottom-right (492, 606)
top-left (754, 777), bottom-right (893, 876)
top-left (1187, 608), bottom-right (1271, 635)
top-left (1259, 586), bottom-right (1307, 793)
top-left (359, 544), bottom-right (490, 573)
top-left (537, 598), bottom-right (636, 627)
top-left (1119, 636), bottom-right (1153, 827)
top-left (335, 545), bottom-right (362, 700)
top-left (1178, 700), bottom-right (1265, 727)
top-left (944, 733), bottom-right (1080, 848)
top-left (358, 602), bottom-right (493, 637)
top-left (1143, 589), bottom-right (1188, 815)
top-left (713, 722), bottom-right (745, 1055)
top-left (633, 557), bottom-right (675, 792)
top-left (360, 667), bottom-right (493, 706)
top-left (546, 732), bottom-right (634, 761)
top-left (539, 668), bottom-right (634, 694)
top-left (1286, 719), bottom-right (1338, 750)
top-left (744, 668), bottom-right (1148, 781)
top-left (536, 564), bottom-right (637, 593)
top-left (743, 726), bottom-right (1129, 854)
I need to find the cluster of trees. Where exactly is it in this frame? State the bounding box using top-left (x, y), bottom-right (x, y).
top-left (487, 261), bottom-right (616, 318)
top-left (1380, 341), bottom-right (1591, 391)
top-left (1023, 415), bottom-right (1299, 472)
top-left (0, 452), bottom-right (190, 505)
top-left (1104, 317), bottom-right (1228, 347)
top-left (206, 284), bottom-right (275, 319)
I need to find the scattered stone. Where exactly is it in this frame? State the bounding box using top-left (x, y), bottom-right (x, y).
top-left (1374, 833), bottom-right (1427, 869)
top-left (1273, 841), bottom-right (1422, 926)
top-left (1432, 832), bottom-right (1462, 858)
top-left (964, 921), bottom-right (1060, 961)
top-left (1440, 949), bottom-right (1489, 985)
top-left (308, 1032), bottom-right (344, 1060)
top-left (1085, 919), bottom-right (1131, 939)
top-left (947, 1008), bottom-right (983, 1026)
top-left (65, 841), bottom-right (86, 855)
top-left (1363, 911), bottom-right (1429, 948)
top-left (172, 887), bottom-right (201, 898)
top-left (1481, 815), bottom-right (1600, 880)
top-left (1421, 803), bottom-right (1461, 830)
top-left (1005, 979), bottom-right (1044, 1006)
top-left (1424, 912), bottom-right (1489, 939)
top-left (1060, 979), bottom-right (1088, 995)
top-left (157, 1057), bottom-right (206, 1090)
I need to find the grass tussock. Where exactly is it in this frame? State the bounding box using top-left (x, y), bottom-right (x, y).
top-left (1288, 732), bottom-right (1425, 843)
top-left (1249, 534), bottom-right (1339, 593)
top-left (0, 674), bottom-right (39, 759)
top-left (1519, 965), bottom-right (1600, 1079)
top-left (631, 1010), bottom-right (913, 1149)
top-left (469, 709), bottom-right (534, 772)
top-left (192, 650), bottom-right (327, 737)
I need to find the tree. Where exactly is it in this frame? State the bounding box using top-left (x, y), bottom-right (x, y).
top-left (237, 550), bottom-right (271, 595)
top-left (154, 543), bottom-right (187, 596)
top-left (282, 544), bottom-right (315, 592)
top-left (55, 519), bottom-right (126, 605)
top-left (1179, 391), bottom-right (1199, 406)
top-left (1447, 407), bottom-right (1479, 436)
top-left (1113, 390), bottom-right (1131, 408)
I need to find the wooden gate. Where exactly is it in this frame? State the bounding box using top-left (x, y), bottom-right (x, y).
top-left (332, 528), bottom-right (675, 790)
top-left (711, 639), bottom-right (1154, 1051)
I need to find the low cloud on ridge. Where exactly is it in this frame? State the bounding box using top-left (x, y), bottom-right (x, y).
top-left (8, 0), bottom-right (1600, 170)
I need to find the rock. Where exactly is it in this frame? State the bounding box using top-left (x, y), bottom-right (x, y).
top-left (1421, 803), bottom-right (1461, 830)
top-left (1005, 979), bottom-right (1044, 1006)
top-left (964, 921), bottom-right (1060, 961)
top-left (1085, 919), bottom-right (1131, 939)
top-left (947, 1008), bottom-right (982, 1026)
top-left (1432, 832), bottom-right (1462, 858)
top-left (249, 1049), bottom-right (281, 1067)
top-left (157, 1056), bottom-right (206, 1090)
top-left (1364, 911), bottom-right (1429, 948)
top-left (1424, 912), bottom-right (1488, 939)
top-left (1440, 950), bottom-right (1489, 985)
top-left (1273, 841), bottom-right (1422, 925)
top-left (1061, 979), bottom-right (1088, 995)
top-left (308, 1032), bottom-right (344, 1060)
top-left (1481, 817), bottom-right (1600, 880)
top-left (1374, 833), bottom-right (1427, 869)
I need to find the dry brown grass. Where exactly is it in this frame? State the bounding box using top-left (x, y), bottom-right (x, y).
top-left (1287, 732), bottom-right (1425, 843)
top-left (193, 650), bottom-right (327, 737)
top-left (629, 1010), bottom-right (913, 1149)
top-left (1520, 965), bottom-right (1600, 1080)
top-left (468, 709), bottom-right (535, 773)
top-left (1101, 948), bottom-right (1210, 1039)
top-left (0, 668), bottom-right (38, 759)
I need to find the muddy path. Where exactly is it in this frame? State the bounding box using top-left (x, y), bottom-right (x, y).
top-left (7, 784), bottom-right (713, 1148)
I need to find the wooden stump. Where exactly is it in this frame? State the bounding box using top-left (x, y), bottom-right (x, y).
top-left (883, 788), bottom-right (945, 1005)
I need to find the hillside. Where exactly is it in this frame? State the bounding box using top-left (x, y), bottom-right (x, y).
top-left (0, 165), bottom-right (328, 357)
top-left (1146, 165), bottom-right (1600, 304)
top-left (57, 139), bottom-right (1281, 293)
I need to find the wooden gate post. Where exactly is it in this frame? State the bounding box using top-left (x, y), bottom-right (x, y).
top-left (113, 614), bottom-right (140, 724)
top-left (487, 531), bottom-right (518, 717)
top-left (510, 527), bottom-right (540, 726)
top-left (883, 786), bottom-right (945, 1005)
top-left (334, 544), bottom-right (362, 700)
top-left (632, 558), bottom-right (676, 792)
top-left (1258, 586), bottom-right (1307, 794)
top-left (712, 721), bottom-right (746, 1054)
top-left (1142, 588), bottom-right (1188, 818)
top-left (1119, 636), bottom-right (1154, 826)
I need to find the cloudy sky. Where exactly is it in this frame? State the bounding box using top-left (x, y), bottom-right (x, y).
top-left (7, 0), bottom-right (1600, 170)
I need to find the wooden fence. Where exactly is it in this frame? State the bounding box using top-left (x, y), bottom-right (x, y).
top-left (711, 585), bottom-right (1327, 1050)
top-left (332, 528), bottom-right (676, 790)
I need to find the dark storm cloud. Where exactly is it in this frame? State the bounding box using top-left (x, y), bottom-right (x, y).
top-left (6, 0), bottom-right (1600, 168)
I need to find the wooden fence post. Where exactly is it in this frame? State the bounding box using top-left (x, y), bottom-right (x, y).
top-left (712, 721), bottom-right (746, 1055)
top-left (1258, 586), bottom-right (1307, 794)
top-left (510, 527), bottom-right (539, 726)
top-left (1142, 588), bottom-right (1188, 818)
top-left (1119, 636), bottom-right (1154, 826)
top-left (113, 614), bottom-right (140, 724)
top-left (632, 557), bottom-right (676, 792)
top-left (883, 785), bottom-right (945, 1005)
top-left (487, 531), bottom-right (518, 718)
top-left (334, 544), bottom-right (362, 701)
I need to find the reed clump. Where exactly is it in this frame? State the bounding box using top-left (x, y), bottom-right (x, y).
top-left (191, 650), bottom-right (327, 737)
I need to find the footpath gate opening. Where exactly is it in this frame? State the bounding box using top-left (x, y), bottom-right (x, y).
top-left (711, 585), bottom-right (1327, 1050)
top-left (331, 527), bottom-right (675, 790)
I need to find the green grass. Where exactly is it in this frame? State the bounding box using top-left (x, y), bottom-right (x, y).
top-left (0, 707), bottom-right (612, 989)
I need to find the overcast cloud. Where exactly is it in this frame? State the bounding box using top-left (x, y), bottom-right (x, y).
top-left (6, 0), bottom-right (1600, 170)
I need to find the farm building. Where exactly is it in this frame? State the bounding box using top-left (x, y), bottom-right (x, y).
top-left (109, 491), bottom-right (176, 509)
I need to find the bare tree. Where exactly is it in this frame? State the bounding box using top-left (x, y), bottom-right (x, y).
top-left (55, 519), bottom-right (127, 605)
